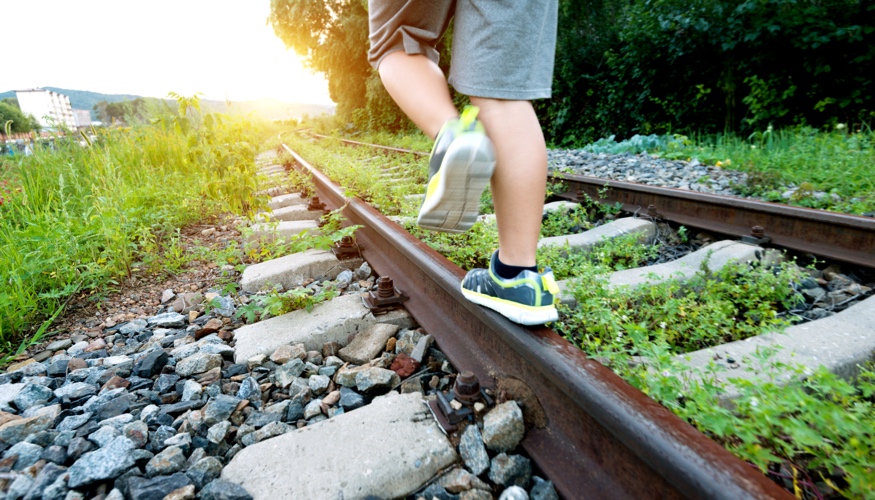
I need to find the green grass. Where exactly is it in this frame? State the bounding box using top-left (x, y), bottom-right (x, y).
top-left (0, 96), bottom-right (272, 358)
top-left (285, 134), bottom-right (427, 216)
top-left (657, 125), bottom-right (875, 215)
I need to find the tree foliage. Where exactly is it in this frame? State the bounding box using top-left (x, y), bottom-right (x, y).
top-left (270, 0), bottom-right (373, 120)
top-left (0, 101), bottom-right (39, 134)
top-left (541, 0), bottom-right (875, 145)
top-left (93, 98), bottom-right (150, 125)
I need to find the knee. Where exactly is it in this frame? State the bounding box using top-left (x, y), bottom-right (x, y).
top-left (469, 97), bottom-right (533, 117)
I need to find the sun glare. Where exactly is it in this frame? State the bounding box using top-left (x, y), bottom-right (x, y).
top-left (1, 0), bottom-right (332, 105)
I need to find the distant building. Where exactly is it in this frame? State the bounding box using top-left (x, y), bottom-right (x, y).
top-left (15, 88), bottom-right (76, 130)
top-left (73, 109), bottom-right (92, 128)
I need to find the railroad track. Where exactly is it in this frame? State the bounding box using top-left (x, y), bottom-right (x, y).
top-left (1, 140), bottom-right (870, 499)
top-left (277, 135), bottom-right (875, 499)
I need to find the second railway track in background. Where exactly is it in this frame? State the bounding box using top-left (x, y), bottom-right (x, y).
top-left (277, 136), bottom-right (875, 498)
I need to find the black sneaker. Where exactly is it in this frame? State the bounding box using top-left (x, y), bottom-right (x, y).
top-left (417, 106), bottom-right (495, 233)
top-left (461, 251), bottom-right (559, 325)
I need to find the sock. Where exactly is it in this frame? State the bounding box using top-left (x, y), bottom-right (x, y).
top-left (493, 252), bottom-right (538, 280)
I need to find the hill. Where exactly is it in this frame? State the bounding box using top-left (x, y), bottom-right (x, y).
top-left (0, 87), bottom-right (333, 121)
top-left (0, 87), bottom-right (140, 117)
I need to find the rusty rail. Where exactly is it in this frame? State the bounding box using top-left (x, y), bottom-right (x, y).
top-left (282, 144), bottom-right (789, 499)
top-left (558, 174), bottom-right (875, 268)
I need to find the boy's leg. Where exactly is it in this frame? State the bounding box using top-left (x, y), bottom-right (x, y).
top-left (468, 98), bottom-right (546, 268)
top-left (377, 52), bottom-right (457, 140)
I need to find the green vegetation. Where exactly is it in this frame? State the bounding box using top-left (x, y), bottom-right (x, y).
top-left (0, 94), bottom-right (270, 359)
top-left (682, 127), bottom-right (875, 215)
top-left (553, 258), bottom-right (874, 497)
top-left (590, 337), bottom-right (875, 498)
top-left (542, 0), bottom-right (874, 144)
top-left (0, 99), bottom-right (39, 134)
top-left (576, 127), bottom-right (875, 215)
top-left (405, 219), bottom-right (498, 270)
top-left (284, 135), bottom-right (426, 215)
top-left (558, 260), bottom-right (802, 354)
top-left (236, 286), bottom-right (339, 323)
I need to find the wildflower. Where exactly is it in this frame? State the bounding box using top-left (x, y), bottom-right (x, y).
top-left (836, 123), bottom-right (846, 130)
top-left (659, 321), bottom-right (667, 329)
top-left (750, 397), bottom-right (759, 408)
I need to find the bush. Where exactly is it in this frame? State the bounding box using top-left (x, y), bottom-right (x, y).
top-left (539, 0), bottom-right (875, 144)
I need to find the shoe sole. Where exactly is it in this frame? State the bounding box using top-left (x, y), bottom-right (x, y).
top-left (461, 286), bottom-right (559, 326)
top-left (417, 134), bottom-right (495, 233)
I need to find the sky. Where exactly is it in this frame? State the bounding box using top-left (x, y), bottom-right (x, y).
top-left (0, 0), bottom-right (334, 105)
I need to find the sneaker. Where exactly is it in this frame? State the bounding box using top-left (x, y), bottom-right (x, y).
top-left (417, 106), bottom-right (496, 233)
top-left (460, 251), bottom-right (560, 325)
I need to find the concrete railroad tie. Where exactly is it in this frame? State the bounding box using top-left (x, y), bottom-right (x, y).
top-left (221, 392), bottom-right (457, 499)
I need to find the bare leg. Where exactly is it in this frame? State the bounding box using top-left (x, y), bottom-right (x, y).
top-left (378, 51), bottom-right (458, 140)
top-left (469, 98), bottom-right (546, 268)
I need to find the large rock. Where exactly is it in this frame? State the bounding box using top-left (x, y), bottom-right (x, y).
top-left (222, 392), bottom-right (456, 499)
top-left (203, 395), bottom-right (242, 426)
top-left (233, 294), bottom-right (413, 364)
top-left (146, 445), bottom-right (186, 477)
top-left (126, 473), bottom-right (193, 500)
top-left (199, 479), bottom-right (254, 500)
top-left (355, 367), bottom-right (400, 394)
top-left (459, 424), bottom-right (490, 476)
top-left (338, 323), bottom-right (399, 365)
top-left (482, 401), bottom-right (525, 452)
top-left (0, 414), bottom-right (57, 445)
top-left (0, 383), bottom-right (24, 411)
top-left (175, 353), bottom-right (223, 377)
top-left (67, 436), bottom-right (137, 488)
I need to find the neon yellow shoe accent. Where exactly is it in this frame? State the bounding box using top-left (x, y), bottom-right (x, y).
top-left (425, 169), bottom-right (442, 200)
top-left (542, 274), bottom-right (560, 295)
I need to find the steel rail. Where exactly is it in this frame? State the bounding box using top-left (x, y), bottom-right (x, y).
top-left (282, 144), bottom-right (789, 499)
top-left (305, 133), bottom-right (875, 268)
top-left (558, 174), bottom-right (875, 268)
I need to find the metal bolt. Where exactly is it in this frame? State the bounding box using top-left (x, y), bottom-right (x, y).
top-left (751, 226), bottom-right (765, 238)
top-left (339, 236), bottom-right (354, 248)
top-left (377, 276), bottom-right (395, 298)
top-left (453, 371), bottom-right (481, 405)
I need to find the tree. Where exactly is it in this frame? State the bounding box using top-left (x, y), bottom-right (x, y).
top-left (0, 101), bottom-right (39, 134)
top-left (269, 0), bottom-right (373, 120)
top-left (93, 98), bottom-right (149, 125)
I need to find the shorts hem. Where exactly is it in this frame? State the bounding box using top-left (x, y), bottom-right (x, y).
top-left (450, 80), bottom-right (552, 101)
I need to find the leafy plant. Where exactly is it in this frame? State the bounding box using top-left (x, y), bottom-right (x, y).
top-left (541, 204), bottom-right (594, 238)
top-left (405, 218), bottom-right (499, 270)
top-left (556, 259), bottom-right (802, 354)
top-left (237, 286), bottom-right (338, 323)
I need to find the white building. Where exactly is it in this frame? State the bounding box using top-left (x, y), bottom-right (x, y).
top-left (15, 88), bottom-right (77, 130)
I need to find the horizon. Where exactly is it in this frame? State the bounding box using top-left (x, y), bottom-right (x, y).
top-left (0, 86), bottom-right (335, 107)
top-left (0, 1), bottom-right (334, 106)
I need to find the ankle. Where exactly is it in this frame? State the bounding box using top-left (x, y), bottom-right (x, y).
top-left (493, 252), bottom-right (538, 280)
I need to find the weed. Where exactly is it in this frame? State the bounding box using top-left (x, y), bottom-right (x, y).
top-left (236, 286), bottom-right (338, 323)
top-left (0, 93), bottom-right (276, 352)
top-left (405, 218), bottom-right (498, 270)
top-left (541, 204), bottom-right (594, 238)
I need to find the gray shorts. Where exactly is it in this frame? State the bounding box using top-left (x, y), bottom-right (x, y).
top-left (368, 0), bottom-right (557, 100)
